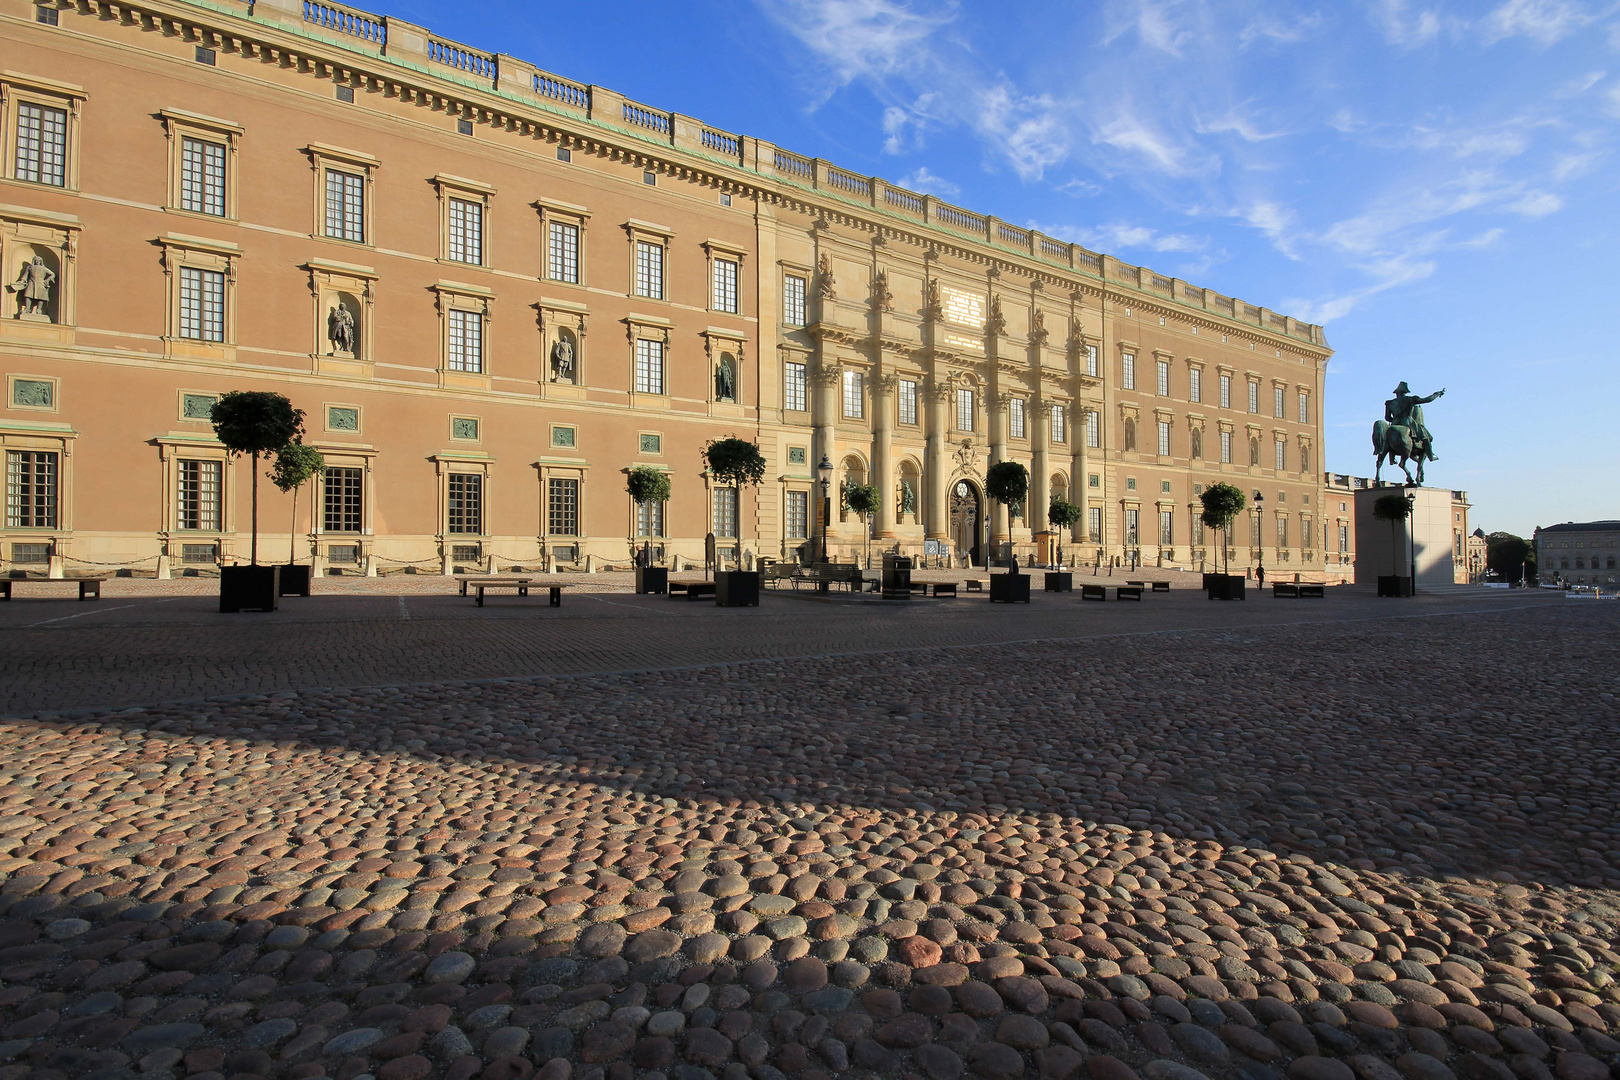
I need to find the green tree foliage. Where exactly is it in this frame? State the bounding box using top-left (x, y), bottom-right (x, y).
top-left (268, 443), bottom-right (326, 565)
top-left (626, 466), bottom-right (672, 508)
top-left (1486, 531), bottom-right (1532, 581)
top-left (1198, 483), bottom-right (1246, 575)
top-left (842, 483), bottom-right (881, 567)
top-left (1373, 492), bottom-right (1413, 577)
top-left (211, 392), bottom-right (305, 565)
top-left (985, 461), bottom-right (1029, 508)
top-left (1047, 499), bottom-right (1082, 568)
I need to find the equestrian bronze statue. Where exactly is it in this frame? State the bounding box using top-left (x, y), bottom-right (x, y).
top-left (1373, 382), bottom-right (1444, 485)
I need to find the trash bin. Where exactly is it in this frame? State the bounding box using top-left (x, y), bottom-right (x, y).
top-left (882, 554), bottom-right (912, 599)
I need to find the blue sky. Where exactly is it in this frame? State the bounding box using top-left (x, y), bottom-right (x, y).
top-left (394, 0), bottom-right (1619, 536)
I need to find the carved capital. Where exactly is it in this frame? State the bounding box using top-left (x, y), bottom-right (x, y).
top-left (810, 361), bottom-right (843, 387)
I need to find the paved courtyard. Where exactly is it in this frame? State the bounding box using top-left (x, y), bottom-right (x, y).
top-left (0, 580), bottom-right (1616, 1080)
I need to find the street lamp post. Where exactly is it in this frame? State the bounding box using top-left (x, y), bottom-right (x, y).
top-left (1253, 491), bottom-right (1265, 588)
top-left (1405, 489), bottom-right (1416, 592)
top-left (816, 455), bottom-right (833, 590)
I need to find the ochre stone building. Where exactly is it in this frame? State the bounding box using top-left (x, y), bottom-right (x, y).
top-left (1535, 521), bottom-right (1620, 588)
top-left (0, 0), bottom-right (1332, 577)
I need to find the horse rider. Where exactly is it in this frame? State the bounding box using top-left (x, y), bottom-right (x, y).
top-left (1384, 382), bottom-right (1444, 462)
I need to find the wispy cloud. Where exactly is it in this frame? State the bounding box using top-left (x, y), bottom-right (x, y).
top-left (1479, 0), bottom-right (1594, 45)
top-left (1045, 221), bottom-right (1208, 254)
top-left (753, 0), bottom-right (956, 99)
top-left (895, 166), bottom-right (958, 196)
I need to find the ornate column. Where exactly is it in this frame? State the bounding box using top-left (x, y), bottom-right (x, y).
top-left (925, 380), bottom-right (951, 542)
top-left (1074, 410), bottom-right (1092, 544)
top-left (1032, 400), bottom-right (1052, 540)
top-left (990, 391), bottom-right (1010, 555)
top-left (873, 373), bottom-right (897, 538)
top-left (811, 361), bottom-right (841, 489)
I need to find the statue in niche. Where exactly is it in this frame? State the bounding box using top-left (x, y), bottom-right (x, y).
top-left (899, 478), bottom-right (917, 517)
top-left (9, 256), bottom-right (55, 320)
top-left (715, 355), bottom-right (736, 402)
top-left (816, 252), bottom-right (836, 300)
top-left (1031, 307), bottom-right (1048, 345)
top-left (327, 302), bottom-right (356, 355)
top-left (987, 294), bottom-right (1006, 336)
top-left (871, 270), bottom-right (893, 313)
top-left (551, 335), bottom-right (576, 383)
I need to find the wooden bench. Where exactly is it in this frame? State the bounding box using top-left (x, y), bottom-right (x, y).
top-left (1116, 586), bottom-right (1143, 601)
top-left (1299, 584), bottom-right (1325, 598)
top-left (0, 576), bottom-right (107, 601)
top-left (473, 581), bottom-right (566, 607)
top-left (1272, 583), bottom-right (1299, 597)
top-left (669, 581), bottom-right (717, 600)
top-left (1081, 584), bottom-right (1107, 602)
top-left (459, 575), bottom-right (531, 597)
top-left (1274, 583), bottom-right (1326, 598)
top-left (1151, 581), bottom-right (1170, 593)
top-left (965, 579), bottom-right (984, 592)
top-left (931, 582), bottom-right (958, 598)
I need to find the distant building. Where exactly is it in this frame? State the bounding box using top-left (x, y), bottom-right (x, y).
top-left (1534, 522), bottom-right (1620, 588)
top-left (1323, 474), bottom-right (1473, 585)
top-left (1466, 528), bottom-right (1487, 583)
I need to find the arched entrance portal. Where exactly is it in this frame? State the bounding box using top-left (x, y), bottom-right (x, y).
top-left (950, 480), bottom-right (982, 568)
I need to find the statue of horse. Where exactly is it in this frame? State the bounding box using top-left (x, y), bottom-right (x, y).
top-left (1373, 420), bottom-right (1427, 486)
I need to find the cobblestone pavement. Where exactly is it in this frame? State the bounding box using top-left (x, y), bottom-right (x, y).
top-left (0, 579), bottom-right (1553, 716)
top-left (0, 597), bottom-right (1616, 1080)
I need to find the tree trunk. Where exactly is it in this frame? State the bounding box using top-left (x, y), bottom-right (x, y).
top-left (290, 484), bottom-right (299, 565)
top-left (250, 451), bottom-right (259, 566)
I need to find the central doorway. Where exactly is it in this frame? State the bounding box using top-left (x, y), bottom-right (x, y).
top-left (950, 479), bottom-right (982, 568)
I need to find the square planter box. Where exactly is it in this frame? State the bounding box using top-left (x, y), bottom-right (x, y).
top-left (635, 566), bottom-right (669, 595)
top-left (1044, 572), bottom-right (1073, 593)
top-left (220, 564), bottom-right (280, 613)
top-left (1206, 574), bottom-right (1246, 601)
top-left (990, 573), bottom-right (1031, 603)
top-left (278, 564), bottom-right (312, 597)
top-left (715, 571), bottom-right (760, 607)
top-left (1378, 575), bottom-right (1414, 597)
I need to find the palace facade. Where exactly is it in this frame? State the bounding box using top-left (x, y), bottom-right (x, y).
top-left (0, 0), bottom-right (1331, 577)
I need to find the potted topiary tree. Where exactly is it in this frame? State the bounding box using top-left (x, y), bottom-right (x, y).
top-left (268, 442), bottom-right (325, 597)
top-left (985, 461), bottom-right (1030, 603)
top-left (701, 437), bottom-right (766, 606)
top-left (1046, 499), bottom-right (1081, 591)
top-left (842, 481), bottom-right (881, 572)
top-left (1199, 482), bottom-right (1247, 600)
top-left (626, 465), bottom-right (672, 594)
top-left (211, 391), bottom-right (304, 612)
top-left (1373, 491), bottom-right (1414, 597)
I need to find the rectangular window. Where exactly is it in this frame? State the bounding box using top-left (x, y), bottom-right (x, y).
top-left (1085, 344), bottom-right (1099, 378)
top-left (447, 473), bottom-right (483, 534)
top-left (1125, 508), bottom-right (1139, 545)
top-left (1220, 430), bottom-right (1232, 464)
top-left (712, 258), bottom-right (739, 313)
top-left (1157, 360), bottom-right (1170, 397)
top-left (956, 388), bottom-right (973, 432)
top-left (15, 102), bottom-right (67, 187)
top-left (178, 267), bottom-right (226, 342)
top-left (548, 221), bottom-right (579, 282)
top-left (712, 487), bottom-right (738, 537)
top-left (447, 310), bottom-right (483, 373)
top-left (1277, 515), bottom-right (1289, 548)
top-left (784, 274), bottom-right (806, 326)
top-left (634, 338), bottom-right (665, 395)
top-left (547, 477), bottom-right (579, 535)
top-left (1159, 510), bottom-right (1174, 546)
top-left (1339, 523), bottom-right (1349, 553)
top-left (1248, 381), bottom-right (1259, 413)
top-left (1085, 410), bottom-right (1100, 448)
top-left (324, 170), bottom-right (364, 242)
top-left (898, 379), bottom-right (917, 426)
top-left (635, 241), bottom-right (664, 299)
top-left (1051, 404), bottom-right (1066, 444)
top-left (1275, 440), bottom-right (1286, 471)
top-left (1189, 368), bottom-right (1202, 403)
top-left (1008, 398), bottom-right (1026, 440)
top-left (843, 370), bottom-right (864, 420)
top-left (1220, 374), bottom-right (1232, 409)
top-left (36, 6), bottom-right (60, 25)
top-left (447, 198), bottom-right (483, 264)
top-left (1157, 420), bottom-right (1171, 456)
top-left (323, 467), bottom-right (363, 533)
top-left (636, 496), bottom-right (665, 538)
top-left (180, 137), bottom-right (227, 216)
top-left (1122, 353), bottom-right (1136, 390)
top-left (1088, 506), bottom-right (1102, 540)
top-left (783, 361), bottom-right (807, 411)
top-left (6, 450), bottom-right (57, 528)
top-left (1298, 391), bottom-right (1309, 424)
top-left (785, 490), bottom-right (808, 539)
top-left (176, 459), bottom-right (222, 531)
top-left (1274, 385), bottom-right (1285, 418)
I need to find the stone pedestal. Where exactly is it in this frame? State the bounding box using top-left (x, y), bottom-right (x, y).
top-left (1354, 485), bottom-right (1456, 589)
